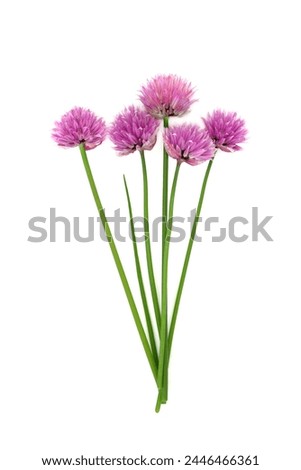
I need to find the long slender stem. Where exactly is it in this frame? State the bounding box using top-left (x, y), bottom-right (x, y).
top-left (140, 151), bottom-right (161, 334)
top-left (123, 174), bottom-right (158, 366)
top-left (168, 158), bottom-right (214, 364)
top-left (79, 143), bottom-right (158, 383)
top-left (156, 116), bottom-right (169, 412)
top-left (162, 116), bottom-right (169, 294)
top-left (157, 163), bottom-right (181, 412)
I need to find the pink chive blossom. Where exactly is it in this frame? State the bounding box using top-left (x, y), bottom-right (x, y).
top-left (52, 107), bottom-right (107, 150)
top-left (139, 74), bottom-right (196, 119)
top-left (163, 123), bottom-right (215, 166)
top-left (202, 109), bottom-right (247, 152)
top-left (109, 105), bottom-right (160, 156)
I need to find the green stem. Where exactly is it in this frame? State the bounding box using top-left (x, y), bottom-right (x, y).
top-left (162, 116), bottom-right (169, 291)
top-left (157, 163), bottom-right (181, 409)
top-left (167, 158), bottom-right (214, 365)
top-left (140, 151), bottom-right (161, 334)
top-left (79, 143), bottom-right (158, 384)
top-left (123, 174), bottom-right (158, 366)
top-left (156, 116), bottom-right (169, 412)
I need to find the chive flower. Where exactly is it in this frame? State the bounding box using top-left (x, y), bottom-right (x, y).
top-left (163, 123), bottom-right (215, 166)
top-left (109, 105), bottom-right (160, 156)
top-left (139, 74), bottom-right (196, 119)
top-left (203, 109), bottom-right (247, 152)
top-left (52, 107), bottom-right (107, 150)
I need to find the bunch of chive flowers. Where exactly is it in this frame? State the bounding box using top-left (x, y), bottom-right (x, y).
top-left (52, 74), bottom-right (247, 412)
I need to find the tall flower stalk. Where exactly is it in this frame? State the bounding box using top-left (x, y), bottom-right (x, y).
top-left (157, 115), bottom-right (169, 407)
top-left (79, 144), bottom-right (158, 381)
top-left (162, 115), bottom-right (169, 311)
top-left (109, 106), bottom-right (161, 333)
top-left (168, 157), bottom-right (214, 366)
top-left (80, 143), bottom-right (158, 382)
top-left (123, 175), bottom-right (158, 365)
top-left (140, 150), bottom-right (161, 333)
top-left (157, 162), bottom-right (181, 411)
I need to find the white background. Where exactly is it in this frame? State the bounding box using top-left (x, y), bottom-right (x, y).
top-left (0, 1), bottom-right (300, 469)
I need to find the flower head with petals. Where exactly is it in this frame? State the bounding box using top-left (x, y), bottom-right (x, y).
top-left (202, 109), bottom-right (247, 152)
top-left (163, 123), bottom-right (215, 166)
top-left (52, 107), bottom-right (107, 150)
top-left (109, 106), bottom-right (160, 156)
top-left (139, 74), bottom-right (196, 119)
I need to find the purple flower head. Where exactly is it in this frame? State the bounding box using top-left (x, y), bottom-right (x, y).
top-left (202, 109), bottom-right (247, 152)
top-left (163, 123), bottom-right (215, 166)
top-left (139, 74), bottom-right (196, 119)
top-left (52, 107), bottom-right (107, 150)
top-left (109, 105), bottom-right (160, 156)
